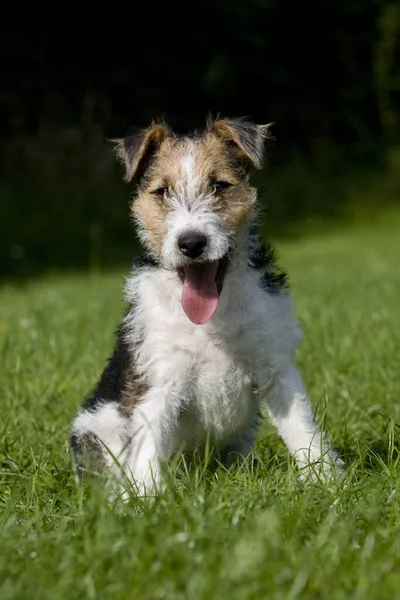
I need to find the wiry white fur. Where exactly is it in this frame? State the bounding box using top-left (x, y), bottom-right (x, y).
top-left (161, 146), bottom-right (231, 269)
top-left (179, 143), bottom-right (198, 197)
top-left (162, 198), bottom-right (230, 269)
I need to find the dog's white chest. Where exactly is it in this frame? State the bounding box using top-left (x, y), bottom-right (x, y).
top-left (177, 330), bottom-right (255, 443)
top-left (131, 272), bottom-right (258, 446)
top-left (149, 319), bottom-right (255, 443)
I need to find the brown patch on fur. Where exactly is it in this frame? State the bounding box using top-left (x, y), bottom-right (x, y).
top-left (216, 184), bottom-right (257, 231)
top-left (120, 363), bottom-right (149, 414)
top-left (132, 189), bottom-right (170, 255)
top-left (195, 131), bottom-right (257, 230)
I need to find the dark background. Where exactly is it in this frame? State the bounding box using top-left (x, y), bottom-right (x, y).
top-left (1, 1), bottom-right (399, 278)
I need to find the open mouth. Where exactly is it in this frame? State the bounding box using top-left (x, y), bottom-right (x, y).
top-left (178, 255), bottom-right (229, 325)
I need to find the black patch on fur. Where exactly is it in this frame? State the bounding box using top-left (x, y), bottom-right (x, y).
top-left (70, 304), bottom-right (138, 469)
top-left (81, 321), bottom-right (132, 412)
top-left (248, 225), bottom-right (289, 293)
top-left (77, 254), bottom-right (157, 417)
top-left (122, 123), bottom-right (171, 184)
top-left (123, 128), bottom-right (147, 174)
top-left (134, 252), bottom-right (160, 269)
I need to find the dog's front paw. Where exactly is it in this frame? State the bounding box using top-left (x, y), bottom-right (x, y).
top-left (297, 450), bottom-right (345, 484)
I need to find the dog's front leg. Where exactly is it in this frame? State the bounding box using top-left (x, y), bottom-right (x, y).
top-left (125, 383), bottom-right (178, 497)
top-left (258, 364), bottom-right (343, 480)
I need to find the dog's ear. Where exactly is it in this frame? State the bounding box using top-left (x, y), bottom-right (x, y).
top-left (110, 122), bottom-right (170, 183)
top-left (209, 118), bottom-right (274, 169)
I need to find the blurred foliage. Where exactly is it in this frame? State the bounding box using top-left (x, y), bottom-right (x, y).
top-left (1, 1), bottom-right (399, 277)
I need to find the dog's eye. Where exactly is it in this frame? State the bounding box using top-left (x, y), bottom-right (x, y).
top-left (152, 187), bottom-right (168, 200)
top-left (212, 181), bottom-right (232, 195)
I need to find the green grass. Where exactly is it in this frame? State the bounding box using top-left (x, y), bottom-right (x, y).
top-left (1, 212), bottom-right (400, 599)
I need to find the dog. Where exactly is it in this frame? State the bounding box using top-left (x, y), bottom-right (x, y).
top-left (70, 117), bottom-right (342, 497)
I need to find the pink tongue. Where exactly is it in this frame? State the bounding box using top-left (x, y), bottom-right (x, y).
top-left (182, 262), bottom-right (219, 325)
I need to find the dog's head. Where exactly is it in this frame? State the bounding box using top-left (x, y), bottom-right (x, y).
top-left (113, 117), bottom-right (272, 324)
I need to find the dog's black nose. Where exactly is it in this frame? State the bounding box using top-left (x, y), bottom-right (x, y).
top-left (177, 231), bottom-right (208, 259)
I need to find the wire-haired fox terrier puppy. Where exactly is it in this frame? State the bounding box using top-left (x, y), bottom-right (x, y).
top-left (71, 117), bottom-right (342, 496)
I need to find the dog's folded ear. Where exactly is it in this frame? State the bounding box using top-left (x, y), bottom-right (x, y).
top-left (110, 123), bottom-right (170, 183)
top-left (209, 118), bottom-right (274, 169)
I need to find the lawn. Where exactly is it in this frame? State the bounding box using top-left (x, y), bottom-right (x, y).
top-left (1, 212), bottom-right (400, 599)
